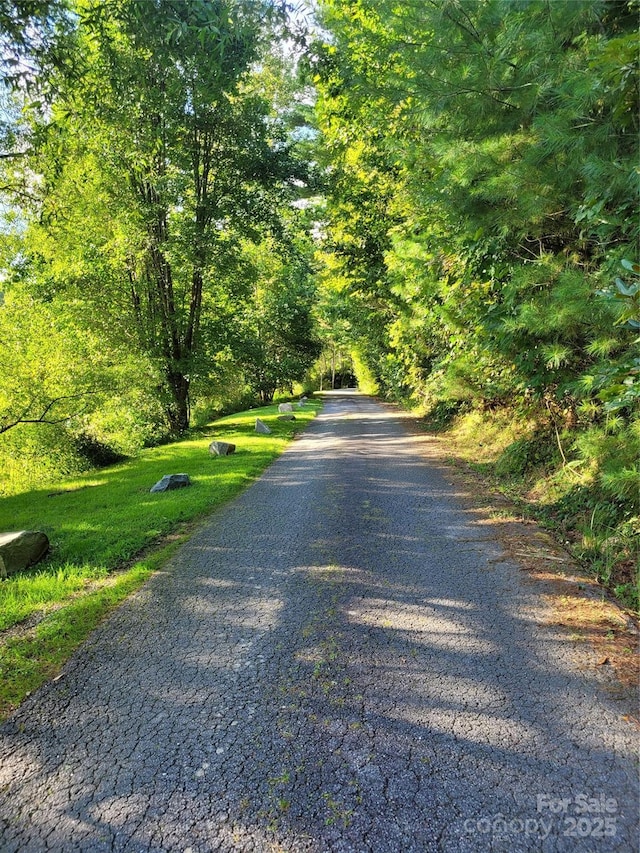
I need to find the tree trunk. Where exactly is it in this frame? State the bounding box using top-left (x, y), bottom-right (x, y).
top-left (166, 371), bottom-right (190, 435)
top-left (331, 344), bottom-right (336, 389)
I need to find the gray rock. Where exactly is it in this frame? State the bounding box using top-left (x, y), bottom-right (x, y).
top-left (0, 530), bottom-right (49, 579)
top-left (277, 415), bottom-right (296, 421)
top-left (255, 419), bottom-right (271, 435)
top-left (209, 441), bottom-right (236, 456)
top-left (150, 474), bottom-right (191, 493)
top-left (278, 403), bottom-right (294, 413)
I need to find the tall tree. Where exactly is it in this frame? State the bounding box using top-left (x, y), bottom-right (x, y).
top-left (309, 0), bottom-right (639, 411)
top-left (24, 0), bottom-right (299, 434)
top-left (233, 235), bottom-right (320, 403)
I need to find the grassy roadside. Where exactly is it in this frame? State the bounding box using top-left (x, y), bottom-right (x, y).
top-left (0, 399), bottom-right (321, 719)
top-left (416, 405), bottom-right (639, 615)
top-left (404, 403), bottom-right (639, 694)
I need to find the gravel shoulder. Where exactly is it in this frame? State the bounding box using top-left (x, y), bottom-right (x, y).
top-left (0, 390), bottom-right (637, 852)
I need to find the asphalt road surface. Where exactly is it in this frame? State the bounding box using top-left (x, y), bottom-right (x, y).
top-left (0, 391), bottom-right (638, 852)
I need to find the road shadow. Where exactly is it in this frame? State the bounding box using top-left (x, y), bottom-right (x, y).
top-left (1, 393), bottom-right (637, 853)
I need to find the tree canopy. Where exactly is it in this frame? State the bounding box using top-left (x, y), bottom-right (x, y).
top-left (308, 0), bottom-right (638, 409)
top-left (1, 0), bottom-right (320, 457)
top-left (303, 0), bottom-right (639, 604)
top-left (0, 0), bottom-right (637, 602)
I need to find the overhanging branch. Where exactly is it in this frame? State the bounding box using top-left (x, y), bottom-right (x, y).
top-left (0, 391), bottom-right (99, 435)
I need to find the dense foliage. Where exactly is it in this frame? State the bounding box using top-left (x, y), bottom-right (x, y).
top-left (0, 0), bottom-right (319, 490)
top-left (308, 0), bottom-right (639, 603)
top-left (0, 0), bottom-right (637, 605)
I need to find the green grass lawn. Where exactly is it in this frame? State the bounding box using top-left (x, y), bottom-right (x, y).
top-left (0, 399), bottom-right (321, 718)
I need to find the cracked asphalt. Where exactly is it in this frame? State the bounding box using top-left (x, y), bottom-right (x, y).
top-left (0, 390), bottom-right (638, 852)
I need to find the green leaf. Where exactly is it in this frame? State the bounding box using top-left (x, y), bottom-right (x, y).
top-left (615, 278), bottom-right (639, 297)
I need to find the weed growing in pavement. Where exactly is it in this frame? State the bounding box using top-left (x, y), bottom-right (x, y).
top-left (322, 792), bottom-right (354, 828)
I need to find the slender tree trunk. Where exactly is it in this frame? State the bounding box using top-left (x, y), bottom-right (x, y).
top-left (331, 344), bottom-right (336, 389)
top-left (131, 167), bottom-right (195, 436)
top-left (166, 371), bottom-right (190, 435)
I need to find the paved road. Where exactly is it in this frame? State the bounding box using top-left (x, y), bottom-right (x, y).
top-left (0, 391), bottom-right (637, 852)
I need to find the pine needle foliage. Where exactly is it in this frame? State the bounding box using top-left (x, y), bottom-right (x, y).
top-left (310, 0), bottom-right (639, 606)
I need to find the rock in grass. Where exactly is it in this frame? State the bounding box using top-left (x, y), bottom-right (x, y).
top-left (150, 473), bottom-right (191, 493)
top-left (0, 530), bottom-right (49, 579)
top-left (278, 403), bottom-right (294, 413)
top-left (209, 441), bottom-right (236, 456)
top-left (255, 418), bottom-right (271, 435)
top-left (277, 415), bottom-right (296, 421)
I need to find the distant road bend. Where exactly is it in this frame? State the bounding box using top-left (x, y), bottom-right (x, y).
top-left (0, 390), bottom-right (638, 852)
